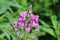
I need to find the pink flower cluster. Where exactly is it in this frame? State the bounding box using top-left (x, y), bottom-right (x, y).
top-left (14, 11), bottom-right (39, 31)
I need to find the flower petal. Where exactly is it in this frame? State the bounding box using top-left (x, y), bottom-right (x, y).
top-left (14, 22), bottom-right (19, 28)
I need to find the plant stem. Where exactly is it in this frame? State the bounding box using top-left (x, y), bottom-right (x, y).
top-left (24, 31), bottom-right (27, 40)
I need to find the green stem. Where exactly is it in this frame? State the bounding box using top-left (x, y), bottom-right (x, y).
top-left (24, 31), bottom-right (27, 40)
top-left (8, 7), bottom-right (14, 14)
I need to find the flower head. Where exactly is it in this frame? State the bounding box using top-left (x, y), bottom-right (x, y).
top-left (14, 11), bottom-right (39, 31)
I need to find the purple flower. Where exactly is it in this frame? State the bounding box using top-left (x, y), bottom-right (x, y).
top-left (30, 14), bottom-right (39, 27)
top-left (25, 24), bottom-right (32, 31)
top-left (18, 16), bottom-right (22, 22)
top-left (31, 14), bottom-right (38, 22)
top-left (19, 11), bottom-right (27, 19)
top-left (14, 11), bottom-right (39, 32)
top-left (32, 20), bottom-right (38, 27)
top-left (24, 20), bottom-right (27, 27)
top-left (16, 31), bottom-right (20, 36)
top-left (35, 37), bottom-right (39, 40)
top-left (35, 28), bottom-right (39, 33)
top-left (18, 16), bottom-right (24, 26)
top-left (14, 22), bottom-right (19, 28)
top-left (18, 11), bottom-right (27, 26)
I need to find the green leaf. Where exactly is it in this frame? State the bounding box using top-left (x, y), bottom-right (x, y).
top-left (44, 0), bottom-right (51, 8)
top-left (39, 19), bottom-right (50, 27)
top-left (9, 1), bottom-right (20, 8)
top-left (28, 33), bottom-right (36, 40)
top-left (20, 0), bottom-right (28, 7)
top-left (52, 0), bottom-right (58, 4)
top-left (50, 14), bottom-right (57, 29)
top-left (56, 21), bottom-right (60, 36)
top-left (0, 13), bottom-right (7, 21)
top-left (0, 0), bottom-right (21, 14)
top-left (0, 23), bottom-right (10, 28)
top-left (0, 1), bottom-right (9, 14)
top-left (40, 26), bottom-right (56, 37)
top-left (5, 12), bottom-right (17, 24)
top-left (0, 33), bottom-right (5, 39)
top-left (0, 28), bottom-right (10, 40)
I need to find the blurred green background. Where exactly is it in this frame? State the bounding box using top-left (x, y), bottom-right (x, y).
top-left (0, 0), bottom-right (60, 40)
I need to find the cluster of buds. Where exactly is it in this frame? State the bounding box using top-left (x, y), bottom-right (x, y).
top-left (13, 5), bottom-right (39, 36)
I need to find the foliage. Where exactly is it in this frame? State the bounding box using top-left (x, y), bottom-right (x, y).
top-left (0, 0), bottom-right (60, 40)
